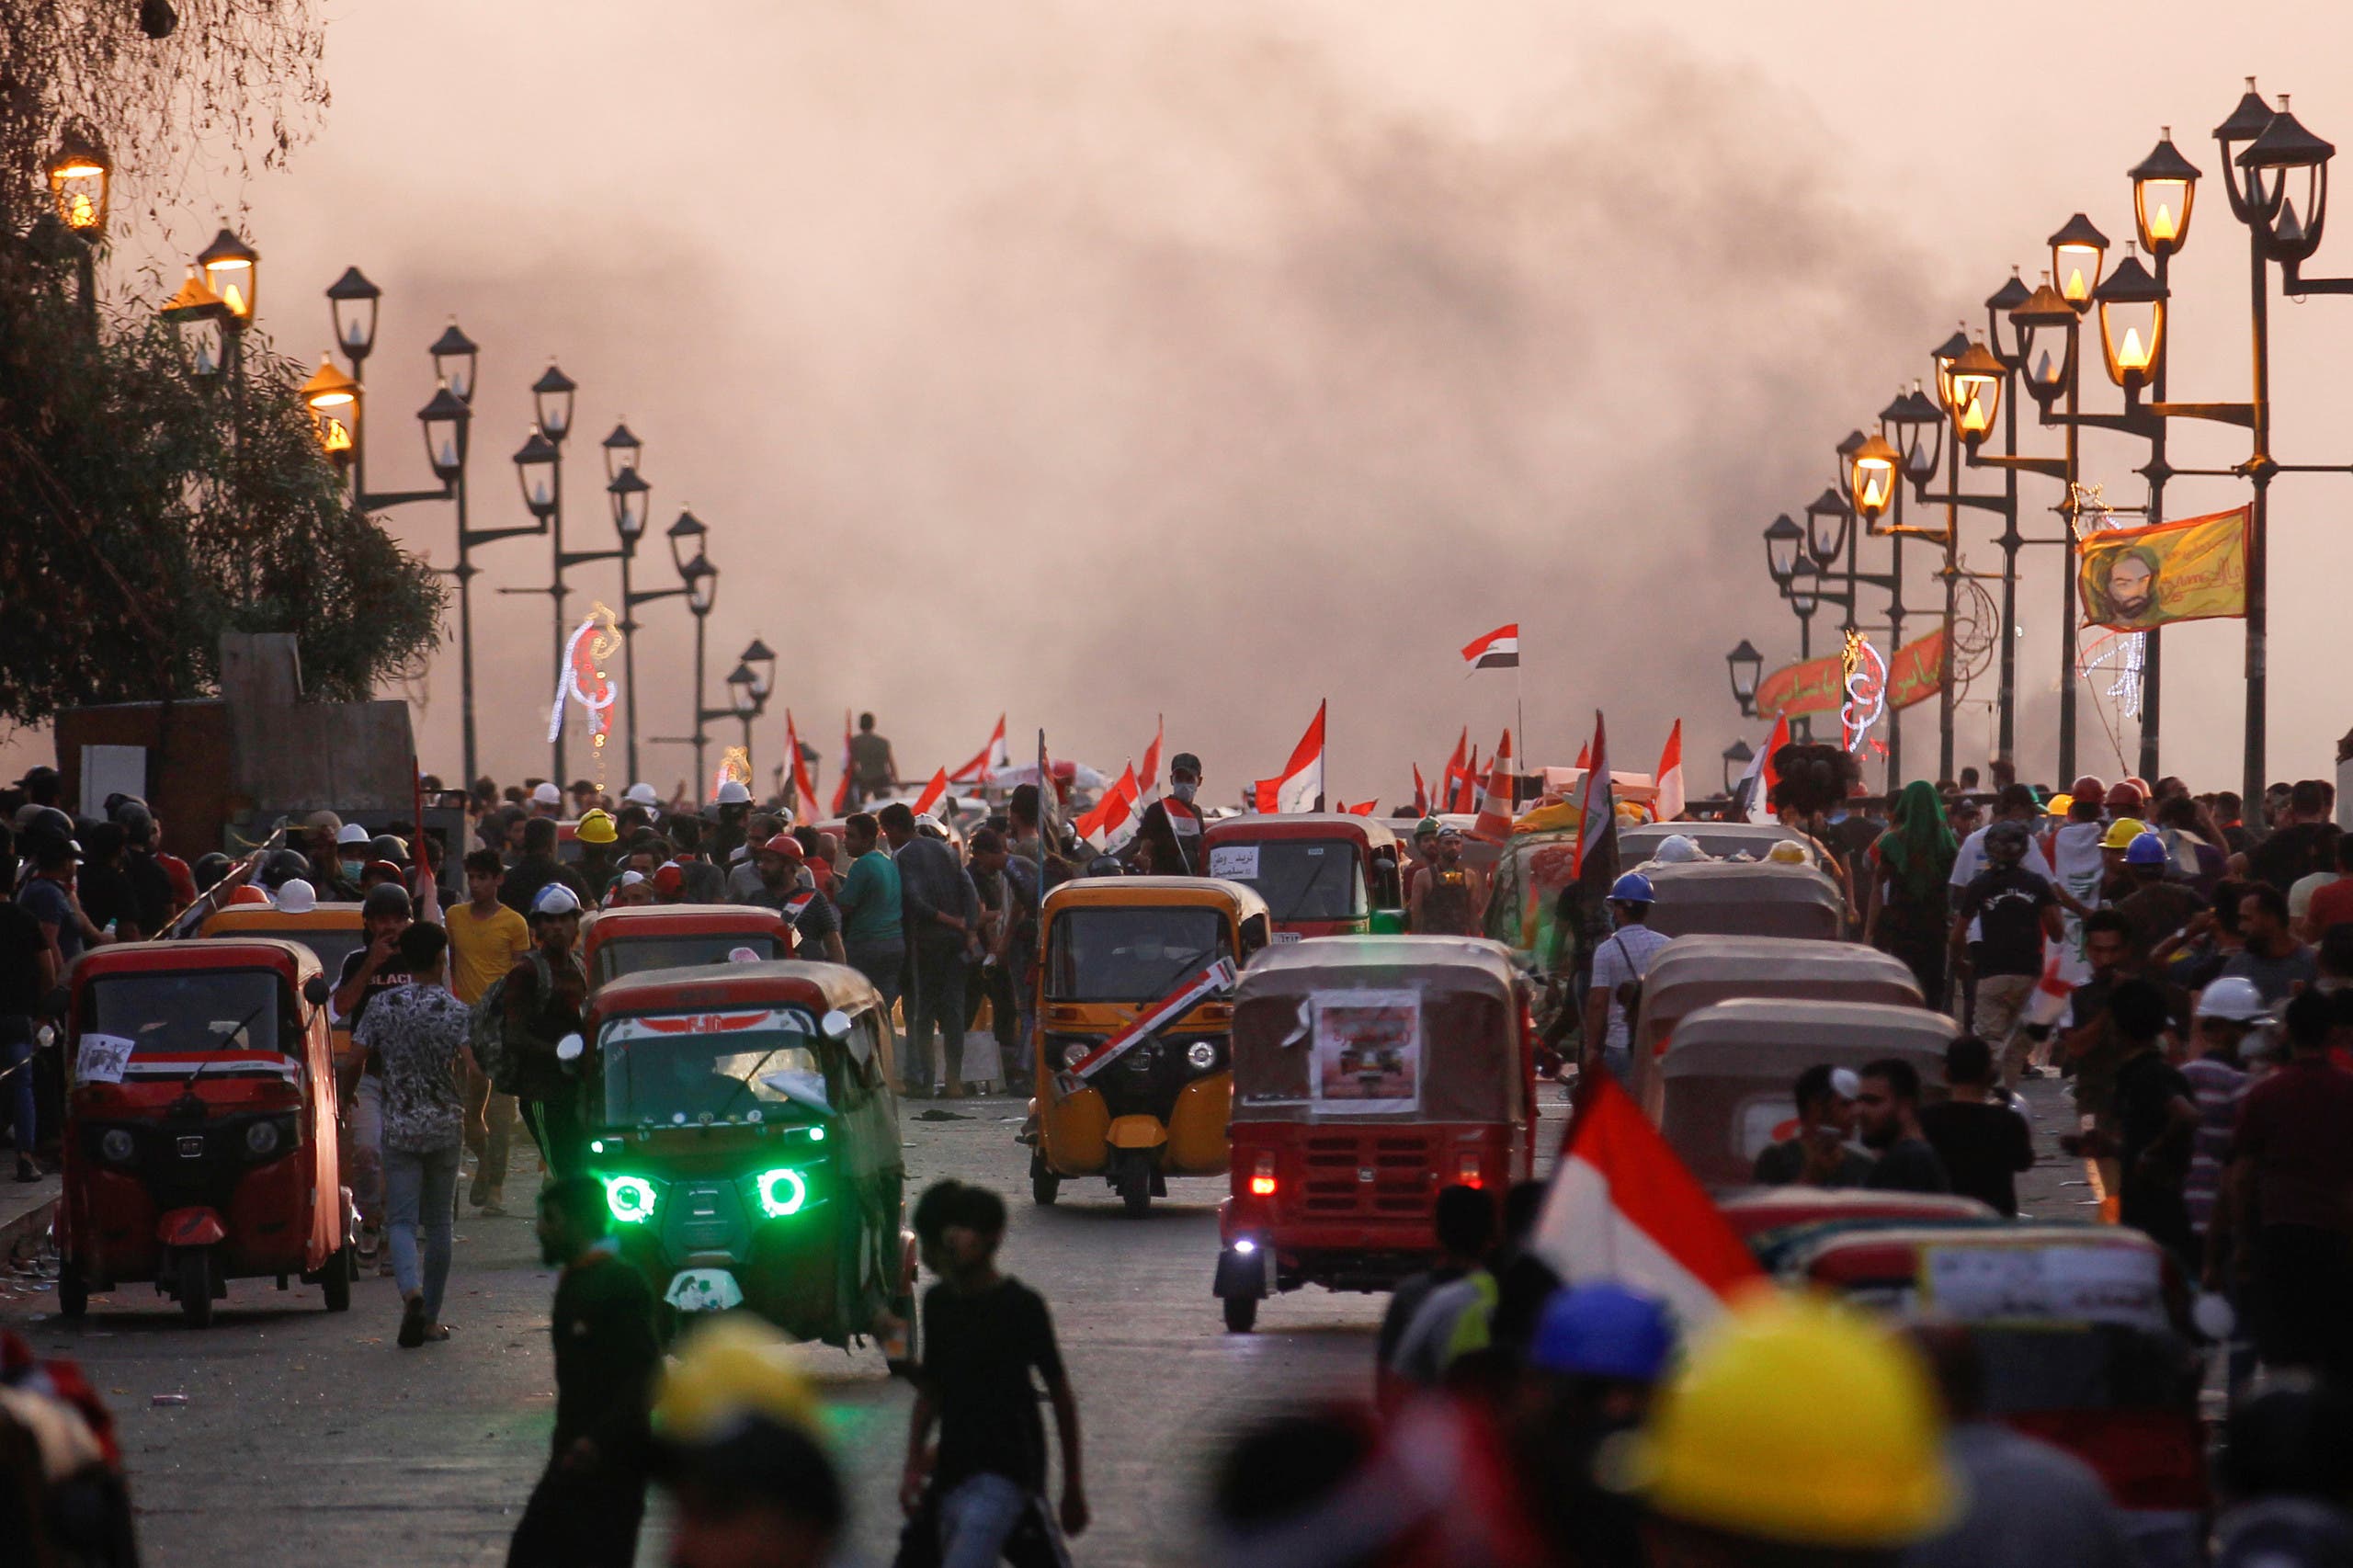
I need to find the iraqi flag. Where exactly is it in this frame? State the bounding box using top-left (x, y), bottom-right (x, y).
top-left (1438, 728), bottom-right (1470, 809)
top-left (948, 714), bottom-right (1010, 783)
top-left (1412, 764), bottom-right (1429, 817)
top-left (1255, 701), bottom-right (1325, 813)
top-left (1138, 716), bottom-right (1165, 797)
top-left (1461, 623), bottom-right (1520, 671)
top-left (785, 709), bottom-right (820, 811)
top-left (1655, 720), bottom-right (1686, 823)
top-left (912, 767), bottom-right (949, 816)
top-left (1733, 715), bottom-right (1790, 824)
top-left (829, 710), bottom-right (854, 814)
top-left (1529, 1074), bottom-right (1764, 1330)
top-left (1076, 763), bottom-right (1141, 846)
top-left (1570, 712), bottom-right (1613, 879)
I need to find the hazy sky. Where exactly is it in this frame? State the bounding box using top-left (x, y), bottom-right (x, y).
top-left (21, 2), bottom-right (2353, 804)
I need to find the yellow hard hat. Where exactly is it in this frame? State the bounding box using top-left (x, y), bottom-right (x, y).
top-left (1612, 1291), bottom-right (1956, 1550)
top-left (2100, 815), bottom-right (2147, 850)
top-left (2046, 792), bottom-right (2073, 817)
top-left (652, 1313), bottom-right (823, 1443)
top-left (575, 808), bottom-right (619, 846)
top-left (1764, 839), bottom-right (1809, 865)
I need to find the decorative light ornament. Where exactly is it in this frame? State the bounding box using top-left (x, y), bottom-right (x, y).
top-left (548, 602), bottom-right (624, 791)
top-left (1839, 629), bottom-right (1888, 754)
top-left (2070, 483), bottom-right (2144, 719)
top-left (713, 745), bottom-right (752, 802)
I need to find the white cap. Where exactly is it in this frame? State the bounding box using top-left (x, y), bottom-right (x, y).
top-left (716, 779), bottom-right (751, 805)
top-left (531, 782), bottom-right (563, 806)
top-left (625, 783), bottom-right (661, 807)
top-left (620, 869), bottom-right (646, 885)
top-left (1828, 1067), bottom-right (1863, 1100)
top-left (275, 879), bottom-right (318, 914)
top-left (335, 823), bottom-right (371, 846)
top-left (530, 882), bottom-right (582, 917)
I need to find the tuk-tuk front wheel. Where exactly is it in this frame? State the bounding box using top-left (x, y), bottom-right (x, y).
top-left (1029, 1153), bottom-right (1060, 1208)
top-left (57, 1266), bottom-right (87, 1319)
top-left (1114, 1160), bottom-right (1152, 1217)
top-left (176, 1248), bottom-right (215, 1328)
top-left (320, 1243), bottom-right (353, 1313)
top-left (1222, 1294), bottom-right (1257, 1334)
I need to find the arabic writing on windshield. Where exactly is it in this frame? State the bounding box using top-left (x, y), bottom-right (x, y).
top-left (1217, 839), bottom-right (1364, 921)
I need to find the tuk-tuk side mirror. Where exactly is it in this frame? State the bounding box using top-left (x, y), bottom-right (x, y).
top-left (302, 975), bottom-right (332, 1008)
top-left (821, 1008), bottom-right (854, 1042)
top-left (40, 984), bottom-right (68, 1021)
top-left (1371, 849), bottom-right (1404, 909)
top-left (555, 1032), bottom-right (585, 1062)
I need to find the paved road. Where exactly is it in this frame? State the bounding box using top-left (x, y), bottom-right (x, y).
top-left (4, 1073), bottom-right (2099, 1567)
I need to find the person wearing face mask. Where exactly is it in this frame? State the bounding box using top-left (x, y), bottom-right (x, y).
top-left (1125, 752), bottom-right (1207, 875)
top-left (322, 822), bottom-right (370, 902)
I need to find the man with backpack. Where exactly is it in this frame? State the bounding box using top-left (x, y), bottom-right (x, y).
top-left (1581, 873), bottom-right (1670, 1085)
top-left (477, 884), bottom-right (590, 1180)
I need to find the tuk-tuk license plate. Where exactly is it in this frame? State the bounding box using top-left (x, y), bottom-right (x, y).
top-left (1271, 932), bottom-right (1302, 944)
top-left (665, 1268), bottom-right (745, 1313)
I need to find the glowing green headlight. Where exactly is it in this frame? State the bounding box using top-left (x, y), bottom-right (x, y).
top-left (754, 1167), bottom-right (807, 1219)
top-left (603, 1175), bottom-right (658, 1224)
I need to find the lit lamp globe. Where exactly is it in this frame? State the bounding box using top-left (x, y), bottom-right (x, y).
top-left (2047, 212), bottom-right (2109, 313)
top-left (298, 356), bottom-right (359, 463)
top-left (2094, 248), bottom-right (2165, 392)
top-left (1847, 431), bottom-right (1902, 525)
top-left (2130, 131), bottom-right (2201, 257)
top-left (195, 228), bottom-right (258, 322)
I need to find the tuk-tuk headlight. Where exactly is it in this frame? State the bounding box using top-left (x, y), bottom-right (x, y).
top-left (752, 1167), bottom-right (807, 1219)
top-left (1061, 1041), bottom-right (1091, 1068)
top-left (1186, 1040), bottom-right (1218, 1071)
top-left (100, 1129), bottom-right (135, 1165)
top-left (244, 1119), bottom-right (281, 1158)
top-left (602, 1175), bottom-right (659, 1224)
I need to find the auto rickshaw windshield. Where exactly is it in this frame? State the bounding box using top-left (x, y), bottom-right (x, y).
top-left (599, 1014), bottom-right (832, 1126)
top-left (598, 933), bottom-right (785, 985)
top-left (87, 970), bottom-right (286, 1054)
top-left (236, 926), bottom-right (366, 985)
top-left (1221, 840), bottom-right (1365, 922)
top-left (1046, 907), bottom-right (1231, 1002)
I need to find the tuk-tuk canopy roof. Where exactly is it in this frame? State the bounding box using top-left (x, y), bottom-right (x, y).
top-left (1231, 935), bottom-right (1523, 1125)
top-left (1040, 876), bottom-right (1271, 921)
top-left (589, 958), bottom-right (881, 1023)
top-left (1662, 997), bottom-right (1956, 1078)
top-left (581, 904), bottom-right (790, 941)
top-left (73, 937), bottom-right (323, 983)
top-left (1620, 822), bottom-right (1803, 862)
top-left (1787, 1222), bottom-right (2181, 1335)
top-left (1721, 1186), bottom-right (1997, 1243)
top-left (1201, 813), bottom-right (1397, 850)
top-left (1642, 858), bottom-right (1844, 939)
top-left (1640, 936), bottom-right (1919, 1007)
top-left (1234, 935), bottom-right (1518, 1005)
top-left (200, 902), bottom-right (364, 930)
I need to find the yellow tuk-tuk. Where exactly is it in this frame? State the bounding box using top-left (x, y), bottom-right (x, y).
top-left (199, 903), bottom-right (369, 1060)
top-left (1026, 877), bottom-right (1273, 1214)
top-left (1629, 936), bottom-right (1923, 1110)
top-left (1642, 858), bottom-right (1845, 941)
top-left (1654, 997), bottom-right (1954, 1189)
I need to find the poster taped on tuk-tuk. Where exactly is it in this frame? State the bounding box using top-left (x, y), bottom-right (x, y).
top-left (1207, 845), bottom-right (1259, 881)
top-left (1918, 1242), bottom-right (2166, 1332)
top-left (1311, 989), bottom-right (1420, 1113)
top-left (76, 1032), bottom-right (135, 1085)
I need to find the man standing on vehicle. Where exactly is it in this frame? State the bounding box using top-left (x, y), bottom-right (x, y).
top-left (1410, 826), bottom-right (1484, 937)
top-left (448, 849), bottom-right (530, 1214)
top-left (1582, 872), bottom-right (1670, 1084)
top-left (1126, 752), bottom-right (1207, 875)
top-left (884, 804), bottom-right (980, 1097)
top-left (503, 885), bottom-right (591, 1179)
top-left (848, 713), bottom-right (898, 808)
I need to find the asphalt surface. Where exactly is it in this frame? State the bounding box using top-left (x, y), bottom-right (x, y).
top-left (3, 1075), bottom-right (2102, 1567)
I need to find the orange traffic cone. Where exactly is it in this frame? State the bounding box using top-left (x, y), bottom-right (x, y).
top-left (1470, 731), bottom-right (1518, 843)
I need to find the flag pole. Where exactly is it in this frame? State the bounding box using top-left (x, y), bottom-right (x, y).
top-left (1514, 628), bottom-right (1526, 789)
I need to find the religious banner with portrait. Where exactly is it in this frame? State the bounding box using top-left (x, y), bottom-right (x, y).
top-left (2077, 504), bottom-right (2250, 631)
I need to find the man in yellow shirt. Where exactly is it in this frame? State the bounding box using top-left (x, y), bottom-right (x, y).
top-left (448, 848), bottom-right (532, 1213)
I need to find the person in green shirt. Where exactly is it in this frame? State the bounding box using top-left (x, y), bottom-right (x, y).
top-left (835, 812), bottom-right (905, 1031)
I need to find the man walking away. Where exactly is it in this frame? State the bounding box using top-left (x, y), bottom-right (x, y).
top-left (509, 1176), bottom-right (660, 1568)
top-left (1949, 819), bottom-right (2063, 1088)
top-left (1582, 873), bottom-right (1670, 1085)
top-left (835, 812), bottom-right (905, 1056)
top-left (1918, 1037), bottom-right (2034, 1216)
top-left (355, 923), bottom-right (474, 1346)
top-left (502, 886), bottom-right (590, 1179)
top-left (2218, 990), bottom-right (2353, 1388)
top-left (2182, 979), bottom-right (2261, 1260)
top-left (499, 816), bottom-right (590, 918)
top-left (884, 804), bottom-right (980, 1098)
top-left (900, 1179), bottom-right (1087, 1568)
top-left (1858, 1057), bottom-right (1951, 1193)
top-left (849, 713), bottom-right (898, 808)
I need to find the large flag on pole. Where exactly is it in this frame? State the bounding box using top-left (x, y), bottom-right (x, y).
top-left (1570, 712), bottom-right (1613, 879)
top-left (785, 710), bottom-right (819, 812)
top-left (829, 710), bottom-right (853, 814)
top-left (1529, 1074), bottom-right (1764, 1330)
top-left (1139, 716), bottom-right (1165, 798)
top-left (1733, 714), bottom-right (1790, 824)
top-left (1655, 720), bottom-right (1686, 823)
top-left (1438, 728), bottom-right (1470, 810)
top-left (912, 767), bottom-right (949, 816)
top-left (1412, 764), bottom-right (1429, 817)
top-left (1451, 745), bottom-right (1481, 813)
top-left (948, 714), bottom-right (1009, 783)
top-left (1461, 623), bottom-right (1520, 671)
top-left (1255, 701), bottom-right (1325, 813)
top-left (1075, 764), bottom-right (1142, 846)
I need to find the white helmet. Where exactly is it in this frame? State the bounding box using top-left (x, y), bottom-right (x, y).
top-left (2196, 976), bottom-right (2272, 1023)
top-left (274, 878), bottom-right (317, 914)
top-left (715, 779), bottom-right (752, 805)
top-left (625, 782), bottom-right (661, 808)
top-left (335, 822), bottom-right (371, 847)
top-left (1651, 834), bottom-right (1707, 864)
top-left (530, 882), bottom-right (582, 919)
top-left (531, 781), bottom-right (563, 807)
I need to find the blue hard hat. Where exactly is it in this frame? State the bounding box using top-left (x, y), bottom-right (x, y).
top-left (2124, 832), bottom-right (2169, 868)
top-left (1529, 1281), bottom-right (1676, 1382)
top-left (1608, 871), bottom-right (1655, 905)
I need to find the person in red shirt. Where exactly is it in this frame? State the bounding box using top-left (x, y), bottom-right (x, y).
top-left (2298, 831), bottom-right (2353, 941)
top-left (2214, 990), bottom-right (2353, 1388)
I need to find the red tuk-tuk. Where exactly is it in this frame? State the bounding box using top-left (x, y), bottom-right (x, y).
top-left (1779, 1222), bottom-right (2208, 1556)
top-left (578, 962), bottom-right (914, 1354)
top-left (1719, 1186), bottom-right (1995, 1246)
top-left (580, 904), bottom-right (793, 990)
top-left (55, 940), bottom-right (351, 1324)
top-left (1214, 936), bottom-right (1534, 1333)
top-left (1199, 813), bottom-right (1405, 938)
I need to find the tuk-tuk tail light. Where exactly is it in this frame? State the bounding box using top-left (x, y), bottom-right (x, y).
top-left (603, 1175), bottom-right (659, 1224)
top-left (1249, 1151), bottom-right (1278, 1197)
top-left (1456, 1153), bottom-right (1483, 1188)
